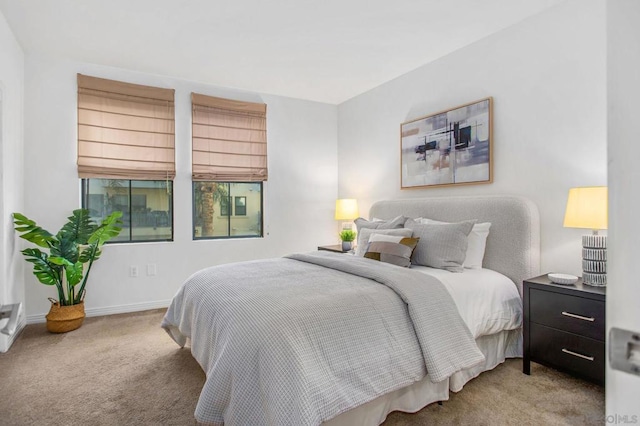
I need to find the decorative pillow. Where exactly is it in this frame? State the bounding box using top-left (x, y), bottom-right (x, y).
top-left (419, 218), bottom-right (491, 269)
top-left (354, 216), bottom-right (407, 251)
top-left (364, 234), bottom-right (419, 268)
top-left (404, 218), bottom-right (475, 272)
top-left (355, 215), bottom-right (406, 232)
top-left (355, 228), bottom-right (413, 257)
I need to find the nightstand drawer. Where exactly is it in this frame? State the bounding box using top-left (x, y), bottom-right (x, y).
top-left (529, 288), bottom-right (605, 341)
top-left (530, 323), bottom-right (604, 384)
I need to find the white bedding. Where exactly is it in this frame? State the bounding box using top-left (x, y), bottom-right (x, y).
top-left (324, 329), bottom-right (522, 426)
top-left (410, 266), bottom-right (523, 338)
top-left (324, 268), bottom-right (523, 426)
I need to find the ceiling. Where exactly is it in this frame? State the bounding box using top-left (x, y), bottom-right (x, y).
top-left (0, 0), bottom-right (563, 104)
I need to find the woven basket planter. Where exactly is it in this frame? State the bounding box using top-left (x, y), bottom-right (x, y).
top-left (45, 301), bottom-right (85, 333)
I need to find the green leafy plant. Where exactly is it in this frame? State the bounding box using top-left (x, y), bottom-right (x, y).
top-left (339, 229), bottom-right (356, 242)
top-left (13, 209), bottom-right (123, 306)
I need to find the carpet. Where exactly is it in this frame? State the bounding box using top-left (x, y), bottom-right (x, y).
top-left (0, 309), bottom-right (604, 425)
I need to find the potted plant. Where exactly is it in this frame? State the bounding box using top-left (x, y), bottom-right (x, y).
top-left (13, 209), bottom-right (123, 333)
top-left (339, 229), bottom-right (357, 252)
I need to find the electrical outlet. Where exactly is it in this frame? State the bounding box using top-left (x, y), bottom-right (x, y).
top-left (147, 264), bottom-right (157, 276)
top-left (130, 265), bottom-right (139, 277)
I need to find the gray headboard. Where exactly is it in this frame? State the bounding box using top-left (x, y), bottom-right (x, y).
top-left (369, 195), bottom-right (540, 296)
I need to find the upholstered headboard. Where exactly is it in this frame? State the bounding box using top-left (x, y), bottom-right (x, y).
top-left (369, 195), bottom-right (540, 296)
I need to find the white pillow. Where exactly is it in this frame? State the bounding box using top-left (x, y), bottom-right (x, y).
top-left (368, 234), bottom-right (407, 243)
top-left (418, 218), bottom-right (491, 269)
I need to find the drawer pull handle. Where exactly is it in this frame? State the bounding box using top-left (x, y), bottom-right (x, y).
top-left (562, 348), bottom-right (595, 361)
top-left (561, 311), bottom-right (595, 322)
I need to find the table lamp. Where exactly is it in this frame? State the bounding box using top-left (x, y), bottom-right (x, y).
top-left (335, 199), bottom-right (359, 230)
top-left (563, 186), bottom-right (608, 286)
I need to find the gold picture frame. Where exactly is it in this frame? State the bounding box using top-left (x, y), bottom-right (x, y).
top-left (400, 97), bottom-right (493, 189)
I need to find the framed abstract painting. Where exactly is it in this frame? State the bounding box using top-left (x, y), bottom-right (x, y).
top-left (400, 97), bottom-right (493, 189)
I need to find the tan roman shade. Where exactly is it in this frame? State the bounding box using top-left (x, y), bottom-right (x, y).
top-left (77, 74), bottom-right (175, 180)
top-left (191, 93), bottom-right (267, 181)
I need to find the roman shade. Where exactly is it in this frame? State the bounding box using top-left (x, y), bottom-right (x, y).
top-left (191, 93), bottom-right (267, 181)
top-left (77, 74), bottom-right (175, 180)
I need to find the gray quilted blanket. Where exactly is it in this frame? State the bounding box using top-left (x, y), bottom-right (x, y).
top-left (162, 251), bottom-right (484, 426)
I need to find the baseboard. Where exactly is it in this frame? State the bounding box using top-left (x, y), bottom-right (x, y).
top-left (26, 299), bottom-right (172, 324)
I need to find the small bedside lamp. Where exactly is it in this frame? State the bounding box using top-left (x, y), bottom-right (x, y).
top-left (563, 186), bottom-right (608, 286)
top-left (335, 199), bottom-right (359, 231)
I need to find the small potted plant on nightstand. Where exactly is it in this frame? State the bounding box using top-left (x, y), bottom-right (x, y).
top-left (339, 229), bottom-right (356, 252)
top-left (13, 209), bottom-right (122, 333)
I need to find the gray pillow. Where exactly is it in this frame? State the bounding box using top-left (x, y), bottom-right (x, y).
top-left (354, 215), bottom-right (407, 255)
top-left (355, 215), bottom-right (406, 233)
top-left (404, 218), bottom-right (475, 272)
top-left (355, 228), bottom-right (413, 257)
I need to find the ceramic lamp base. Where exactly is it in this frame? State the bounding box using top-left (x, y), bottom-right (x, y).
top-left (582, 234), bottom-right (607, 287)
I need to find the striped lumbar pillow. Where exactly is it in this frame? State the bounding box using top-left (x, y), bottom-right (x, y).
top-left (364, 234), bottom-right (419, 267)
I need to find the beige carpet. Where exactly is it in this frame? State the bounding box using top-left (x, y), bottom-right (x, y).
top-left (0, 309), bottom-right (604, 425)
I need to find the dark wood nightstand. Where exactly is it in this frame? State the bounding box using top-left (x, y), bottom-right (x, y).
top-left (317, 244), bottom-right (349, 253)
top-left (523, 274), bottom-right (606, 385)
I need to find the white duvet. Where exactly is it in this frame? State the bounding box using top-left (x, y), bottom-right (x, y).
top-left (410, 266), bottom-right (523, 338)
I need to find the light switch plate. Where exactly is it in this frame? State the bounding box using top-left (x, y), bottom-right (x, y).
top-left (610, 327), bottom-right (640, 376)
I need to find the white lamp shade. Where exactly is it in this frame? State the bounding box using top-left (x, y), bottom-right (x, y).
top-left (563, 186), bottom-right (608, 230)
top-left (335, 199), bottom-right (359, 220)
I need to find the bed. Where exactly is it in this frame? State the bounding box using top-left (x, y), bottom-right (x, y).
top-left (162, 195), bottom-right (540, 426)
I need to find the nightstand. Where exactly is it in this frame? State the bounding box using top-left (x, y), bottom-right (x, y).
top-left (523, 274), bottom-right (606, 385)
top-left (318, 244), bottom-right (349, 253)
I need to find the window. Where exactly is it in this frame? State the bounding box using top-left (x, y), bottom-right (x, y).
top-left (82, 179), bottom-right (173, 243)
top-left (234, 196), bottom-right (247, 216)
top-left (191, 93), bottom-right (267, 240)
top-left (193, 182), bottom-right (261, 239)
top-left (77, 75), bottom-right (175, 243)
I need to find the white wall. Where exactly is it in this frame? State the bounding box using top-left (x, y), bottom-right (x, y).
top-left (337, 0), bottom-right (607, 276)
top-left (606, 0), bottom-right (640, 419)
top-left (0, 9), bottom-right (25, 351)
top-left (22, 55), bottom-right (338, 319)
